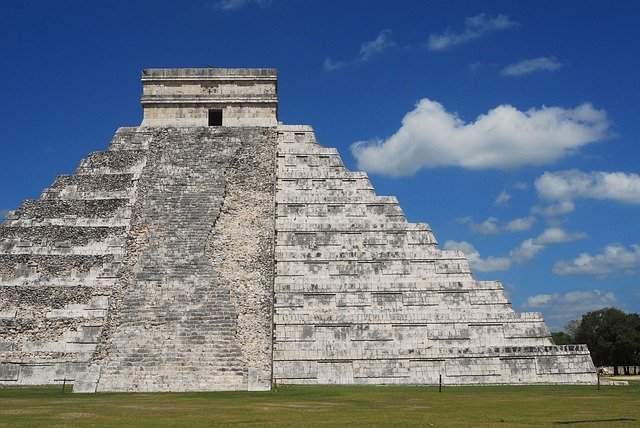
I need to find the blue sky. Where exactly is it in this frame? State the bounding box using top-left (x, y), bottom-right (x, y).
top-left (1, 0), bottom-right (639, 329)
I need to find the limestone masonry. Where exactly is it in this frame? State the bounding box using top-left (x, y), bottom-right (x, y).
top-left (0, 68), bottom-right (596, 392)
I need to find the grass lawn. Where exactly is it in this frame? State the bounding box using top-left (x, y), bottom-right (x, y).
top-left (1, 382), bottom-right (639, 427)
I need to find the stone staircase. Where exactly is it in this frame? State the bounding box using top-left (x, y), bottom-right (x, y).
top-left (93, 127), bottom-right (275, 392)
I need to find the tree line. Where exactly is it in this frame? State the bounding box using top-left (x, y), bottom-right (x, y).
top-left (552, 307), bottom-right (640, 375)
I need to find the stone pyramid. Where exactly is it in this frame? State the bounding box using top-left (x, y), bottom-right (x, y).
top-left (0, 68), bottom-right (596, 392)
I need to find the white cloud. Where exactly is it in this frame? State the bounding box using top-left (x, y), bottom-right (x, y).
top-left (501, 57), bottom-right (564, 76)
top-left (522, 290), bottom-right (618, 328)
top-left (513, 182), bottom-right (529, 190)
top-left (510, 238), bottom-right (546, 263)
top-left (428, 13), bottom-right (517, 51)
top-left (444, 227), bottom-right (585, 272)
top-left (0, 209), bottom-right (10, 221)
top-left (359, 30), bottom-right (395, 61)
top-left (324, 30), bottom-right (395, 72)
top-left (536, 170), bottom-right (640, 205)
top-left (351, 99), bottom-right (609, 176)
top-left (209, 0), bottom-right (270, 11)
top-left (459, 216), bottom-right (535, 234)
top-left (510, 227), bottom-right (586, 263)
top-left (323, 58), bottom-right (348, 72)
top-left (443, 240), bottom-right (512, 272)
top-left (553, 244), bottom-right (640, 276)
top-left (494, 190), bottom-right (511, 206)
top-left (461, 216), bottom-right (500, 235)
top-left (495, 182), bottom-right (529, 206)
top-left (531, 200), bottom-right (575, 217)
top-left (504, 216), bottom-right (536, 232)
top-left (535, 227), bottom-right (587, 245)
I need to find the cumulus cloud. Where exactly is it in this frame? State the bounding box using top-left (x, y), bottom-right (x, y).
top-left (443, 240), bottom-right (512, 272)
top-left (444, 226), bottom-right (583, 272)
top-left (522, 290), bottom-right (618, 328)
top-left (459, 216), bottom-right (535, 234)
top-left (209, 0), bottom-right (270, 11)
top-left (351, 100), bottom-right (609, 176)
top-left (511, 227), bottom-right (586, 263)
top-left (553, 244), bottom-right (640, 276)
top-left (458, 216), bottom-right (500, 235)
top-left (531, 200), bottom-right (575, 217)
top-left (536, 227), bottom-right (587, 245)
top-left (494, 190), bottom-right (511, 206)
top-left (324, 30), bottom-right (395, 72)
top-left (504, 216), bottom-right (536, 232)
top-left (501, 57), bottom-right (564, 76)
top-left (428, 13), bottom-right (516, 51)
top-left (509, 238), bottom-right (546, 263)
top-left (536, 170), bottom-right (640, 205)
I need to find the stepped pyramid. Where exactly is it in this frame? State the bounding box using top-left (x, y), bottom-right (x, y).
top-left (0, 68), bottom-right (596, 392)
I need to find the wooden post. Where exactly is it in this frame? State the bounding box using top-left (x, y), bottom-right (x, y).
top-left (597, 370), bottom-right (600, 390)
top-left (439, 374), bottom-right (442, 393)
top-left (61, 378), bottom-right (67, 394)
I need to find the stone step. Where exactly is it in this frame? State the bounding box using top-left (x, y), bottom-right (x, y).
top-left (107, 128), bottom-right (156, 151)
top-left (76, 150), bottom-right (146, 175)
top-left (50, 173), bottom-right (135, 193)
top-left (0, 225), bottom-right (127, 246)
top-left (0, 254), bottom-right (118, 279)
top-left (41, 173), bottom-right (136, 200)
top-left (0, 232), bottom-right (125, 256)
top-left (9, 199), bottom-right (130, 222)
top-left (276, 230), bottom-right (437, 247)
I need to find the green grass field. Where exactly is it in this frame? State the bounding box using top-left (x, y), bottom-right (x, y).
top-left (1, 382), bottom-right (639, 427)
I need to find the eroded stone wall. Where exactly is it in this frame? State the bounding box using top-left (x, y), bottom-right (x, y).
top-left (92, 127), bottom-right (275, 392)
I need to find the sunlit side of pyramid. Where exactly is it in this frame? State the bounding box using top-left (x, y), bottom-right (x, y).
top-left (0, 68), bottom-right (596, 392)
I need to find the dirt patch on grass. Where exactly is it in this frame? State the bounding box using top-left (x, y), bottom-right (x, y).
top-left (0, 408), bottom-right (41, 415)
top-left (258, 401), bottom-right (348, 412)
top-left (57, 412), bottom-right (95, 418)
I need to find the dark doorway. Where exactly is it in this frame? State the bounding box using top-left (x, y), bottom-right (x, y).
top-left (208, 109), bottom-right (223, 126)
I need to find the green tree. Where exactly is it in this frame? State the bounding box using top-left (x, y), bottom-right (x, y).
top-left (551, 331), bottom-right (574, 345)
top-left (574, 307), bottom-right (640, 375)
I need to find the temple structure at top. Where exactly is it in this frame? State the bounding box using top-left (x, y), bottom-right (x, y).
top-left (140, 67), bottom-right (278, 127)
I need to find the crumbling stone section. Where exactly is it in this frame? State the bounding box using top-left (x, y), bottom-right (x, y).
top-left (207, 128), bottom-right (276, 391)
top-left (0, 127), bottom-right (146, 385)
top-left (272, 125), bottom-right (596, 385)
top-left (92, 127), bottom-right (276, 392)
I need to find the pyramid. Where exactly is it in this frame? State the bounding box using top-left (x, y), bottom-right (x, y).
top-left (0, 68), bottom-right (596, 392)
